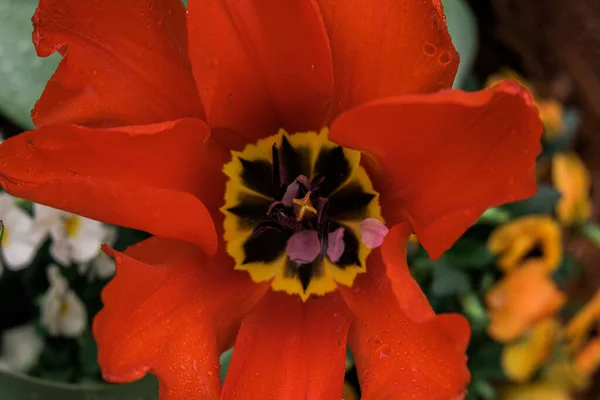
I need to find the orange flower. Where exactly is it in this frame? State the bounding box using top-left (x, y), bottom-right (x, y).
top-left (486, 261), bottom-right (566, 342)
top-left (0, 0), bottom-right (542, 398)
top-left (552, 152), bottom-right (593, 226)
top-left (566, 290), bottom-right (600, 380)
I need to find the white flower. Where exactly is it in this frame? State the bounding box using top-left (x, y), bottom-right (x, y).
top-left (40, 265), bottom-right (87, 337)
top-left (0, 324), bottom-right (44, 372)
top-left (32, 204), bottom-right (107, 266)
top-left (0, 193), bottom-right (40, 270)
top-left (78, 225), bottom-right (117, 281)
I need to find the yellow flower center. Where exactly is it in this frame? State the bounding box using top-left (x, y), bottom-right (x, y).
top-left (221, 129), bottom-right (383, 301)
top-left (59, 301), bottom-right (70, 316)
top-left (64, 215), bottom-right (81, 238)
top-left (1, 224), bottom-right (8, 247)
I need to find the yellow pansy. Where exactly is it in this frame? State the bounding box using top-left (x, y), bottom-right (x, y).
top-left (501, 382), bottom-right (571, 400)
top-left (544, 360), bottom-right (589, 392)
top-left (486, 261), bottom-right (566, 342)
top-left (502, 318), bottom-right (559, 382)
top-left (488, 216), bottom-right (562, 273)
top-left (486, 69), bottom-right (565, 140)
top-left (552, 152), bottom-right (592, 226)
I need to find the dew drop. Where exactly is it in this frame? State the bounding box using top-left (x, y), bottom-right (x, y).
top-left (423, 42), bottom-right (437, 56)
top-left (157, 19), bottom-right (163, 27)
top-left (369, 335), bottom-right (383, 346)
top-left (438, 51), bottom-right (451, 66)
top-left (207, 371), bottom-right (213, 376)
top-left (432, 19), bottom-right (440, 30)
top-left (376, 343), bottom-right (391, 359)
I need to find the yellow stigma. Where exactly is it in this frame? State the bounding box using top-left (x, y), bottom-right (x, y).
top-left (292, 191), bottom-right (317, 221)
top-left (64, 215), bottom-right (81, 238)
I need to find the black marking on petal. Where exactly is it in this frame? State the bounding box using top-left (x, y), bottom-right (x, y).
top-left (242, 227), bottom-right (289, 264)
top-left (298, 265), bottom-right (313, 292)
top-left (280, 135), bottom-right (311, 185)
top-left (328, 182), bottom-right (375, 221)
top-left (328, 222), bottom-right (361, 267)
top-left (314, 146), bottom-right (351, 197)
top-left (284, 258), bottom-right (323, 292)
top-left (227, 194), bottom-right (273, 230)
top-left (239, 158), bottom-right (282, 200)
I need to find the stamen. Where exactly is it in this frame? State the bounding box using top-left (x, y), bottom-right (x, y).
top-left (359, 218), bottom-right (389, 249)
top-left (286, 230), bottom-right (321, 264)
top-left (271, 143), bottom-right (283, 188)
top-left (327, 227), bottom-right (345, 262)
top-left (281, 182), bottom-right (300, 207)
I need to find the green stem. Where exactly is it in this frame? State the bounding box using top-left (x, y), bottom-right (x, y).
top-left (459, 292), bottom-right (489, 325)
top-left (477, 207), bottom-right (511, 224)
top-left (473, 380), bottom-right (497, 400)
top-left (579, 222), bottom-right (600, 247)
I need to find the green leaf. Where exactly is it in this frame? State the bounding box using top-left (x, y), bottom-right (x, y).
top-left (541, 107), bottom-right (581, 157)
top-left (219, 348), bottom-right (233, 382)
top-left (502, 184), bottom-right (561, 217)
top-left (468, 342), bottom-right (506, 381)
top-left (0, 0), bottom-right (60, 129)
top-left (78, 333), bottom-right (100, 378)
top-left (0, 369), bottom-right (158, 400)
top-left (552, 254), bottom-right (580, 284)
top-left (430, 258), bottom-right (471, 296)
top-left (443, 0), bottom-right (478, 89)
top-left (444, 237), bottom-right (495, 269)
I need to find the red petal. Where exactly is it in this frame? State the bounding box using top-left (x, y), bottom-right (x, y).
top-left (340, 249), bottom-right (470, 399)
top-left (382, 224), bottom-right (470, 352)
top-left (94, 238), bottom-right (268, 400)
top-left (330, 80), bottom-right (543, 259)
top-left (316, 0), bottom-right (458, 120)
top-left (0, 119), bottom-right (224, 256)
top-left (187, 0), bottom-right (333, 144)
top-left (33, 0), bottom-right (203, 128)
top-left (222, 291), bottom-right (351, 400)
top-left (381, 224), bottom-right (435, 322)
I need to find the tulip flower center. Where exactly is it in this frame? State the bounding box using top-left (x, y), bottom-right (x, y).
top-left (221, 129), bottom-right (384, 301)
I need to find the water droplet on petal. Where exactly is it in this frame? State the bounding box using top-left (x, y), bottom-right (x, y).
top-left (438, 51), bottom-right (452, 66)
top-left (376, 343), bottom-right (391, 359)
top-left (423, 42), bottom-right (437, 56)
top-left (369, 335), bottom-right (383, 347)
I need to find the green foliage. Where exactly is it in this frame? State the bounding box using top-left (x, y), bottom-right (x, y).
top-left (0, 370), bottom-right (158, 400)
top-left (0, 0), bottom-right (59, 129)
top-left (430, 257), bottom-right (472, 296)
top-left (501, 184), bottom-right (561, 217)
top-left (442, 0), bottom-right (478, 89)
